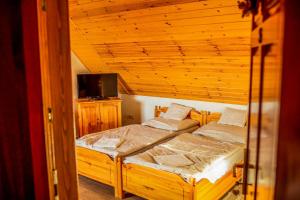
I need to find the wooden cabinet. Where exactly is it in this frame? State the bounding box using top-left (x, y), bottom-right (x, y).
top-left (76, 99), bottom-right (122, 137)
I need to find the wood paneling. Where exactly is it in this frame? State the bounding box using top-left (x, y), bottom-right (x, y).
top-left (69, 0), bottom-right (251, 104)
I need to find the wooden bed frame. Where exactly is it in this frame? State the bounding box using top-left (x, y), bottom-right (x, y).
top-left (76, 106), bottom-right (217, 198)
top-left (154, 106), bottom-right (221, 126)
top-left (76, 147), bottom-right (123, 197)
top-left (122, 163), bottom-right (242, 200)
top-left (76, 106), bottom-right (222, 199)
top-left (121, 107), bottom-right (241, 200)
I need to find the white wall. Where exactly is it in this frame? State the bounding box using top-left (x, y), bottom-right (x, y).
top-left (71, 52), bottom-right (90, 99)
top-left (120, 94), bottom-right (247, 125)
top-left (71, 52), bottom-right (90, 133)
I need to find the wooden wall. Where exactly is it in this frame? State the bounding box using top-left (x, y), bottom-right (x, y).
top-left (69, 0), bottom-right (251, 104)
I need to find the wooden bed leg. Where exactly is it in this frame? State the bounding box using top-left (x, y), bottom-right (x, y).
top-left (115, 157), bottom-right (125, 199)
top-left (189, 178), bottom-right (197, 200)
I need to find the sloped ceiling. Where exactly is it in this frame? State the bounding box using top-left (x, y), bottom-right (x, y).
top-left (69, 0), bottom-right (251, 104)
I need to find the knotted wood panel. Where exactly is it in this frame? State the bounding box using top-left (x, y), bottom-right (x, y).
top-left (69, 0), bottom-right (251, 104)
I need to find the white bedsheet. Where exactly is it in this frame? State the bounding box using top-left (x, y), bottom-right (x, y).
top-left (124, 133), bottom-right (244, 183)
top-left (76, 124), bottom-right (198, 158)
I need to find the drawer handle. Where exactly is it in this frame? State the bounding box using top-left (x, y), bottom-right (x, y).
top-left (143, 185), bottom-right (154, 191)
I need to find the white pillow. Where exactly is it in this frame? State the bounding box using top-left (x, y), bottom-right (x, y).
top-left (218, 107), bottom-right (247, 127)
top-left (163, 103), bottom-right (192, 120)
top-left (142, 117), bottom-right (199, 131)
top-left (193, 121), bottom-right (247, 144)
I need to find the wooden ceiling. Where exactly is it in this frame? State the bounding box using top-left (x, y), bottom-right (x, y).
top-left (69, 0), bottom-right (251, 104)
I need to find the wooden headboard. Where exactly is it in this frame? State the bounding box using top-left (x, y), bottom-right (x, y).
top-left (154, 106), bottom-right (222, 126)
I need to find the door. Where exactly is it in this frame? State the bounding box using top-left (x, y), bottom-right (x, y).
top-left (37, 0), bottom-right (78, 199)
top-left (79, 103), bottom-right (101, 136)
top-left (100, 102), bottom-right (121, 131)
top-left (244, 0), bottom-right (283, 199)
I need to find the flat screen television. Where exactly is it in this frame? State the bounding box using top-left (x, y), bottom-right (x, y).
top-left (77, 73), bottom-right (118, 99)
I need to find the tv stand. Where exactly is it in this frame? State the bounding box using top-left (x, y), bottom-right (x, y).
top-left (75, 98), bottom-right (122, 137)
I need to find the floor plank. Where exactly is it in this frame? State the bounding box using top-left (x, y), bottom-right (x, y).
top-left (78, 175), bottom-right (241, 200)
top-left (78, 175), bottom-right (144, 200)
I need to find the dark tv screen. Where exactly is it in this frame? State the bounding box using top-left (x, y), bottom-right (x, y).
top-left (77, 73), bottom-right (118, 99)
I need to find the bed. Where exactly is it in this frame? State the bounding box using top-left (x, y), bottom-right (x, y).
top-left (76, 105), bottom-right (202, 198)
top-left (122, 108), bottom-right (247, 200)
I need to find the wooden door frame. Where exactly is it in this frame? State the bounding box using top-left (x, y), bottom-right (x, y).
top-left (244, 0), bottom-right (300, 199)
top-left (275, 0), bottom-right (300, 199)
top-left (36, 0), bottom-right (79, 199)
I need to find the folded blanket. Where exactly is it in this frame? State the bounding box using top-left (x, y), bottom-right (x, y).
top-left (93, 137), bottom-right (124, 149)
top-left (153, 154), bottom-right (194, 167)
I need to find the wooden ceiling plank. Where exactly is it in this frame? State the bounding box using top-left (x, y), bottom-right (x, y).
top-left (70, 0), bottom-right (238, 19)
top-left (70, 0), bottom-right (251, 104)
top-left (72, 6), bottom-right (242, 26)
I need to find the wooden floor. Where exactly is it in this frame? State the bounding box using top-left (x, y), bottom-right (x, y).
top-left (78, 175), bottom-right (144, 200)
top-left (78, 175), bottom-right (241, 200)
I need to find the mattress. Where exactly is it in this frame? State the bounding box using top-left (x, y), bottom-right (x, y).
top-left (124, 133), bottom-right (245, 183)
top-left (76, 124), bottom-right (198, 158)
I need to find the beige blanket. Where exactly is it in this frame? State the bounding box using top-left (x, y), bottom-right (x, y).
top-left (76, 124), bottom-right (198, 158)
top-left (124, 133), bottom-right (244, 183)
